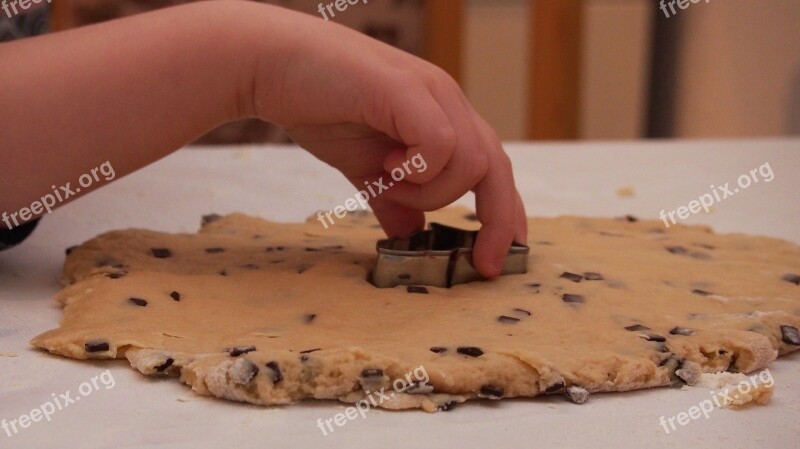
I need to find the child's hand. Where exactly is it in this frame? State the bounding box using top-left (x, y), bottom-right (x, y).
top-left (244, 6), bottom-right (527, 277)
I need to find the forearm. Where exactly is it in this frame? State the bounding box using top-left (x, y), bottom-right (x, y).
top-left (0, 1), bottom-right (289, 225)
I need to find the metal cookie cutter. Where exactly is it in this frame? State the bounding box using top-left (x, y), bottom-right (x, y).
top-left (372, 223), bottom-right (529, 288)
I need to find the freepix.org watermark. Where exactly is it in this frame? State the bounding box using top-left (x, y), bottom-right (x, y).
top-left (1, 0), bottom-right (51, 19)
top-left (659, 0), bottom-right (710, 19)
top-left (316, 0), bottom-right (368, 21)
top-left (316, 365), bottom-right (430, 436)
top-left (659, 162), bottom-right (773, 229)
top-left (316, 153), bottom-right (428, 229)
top-left (2, 370), bottom-right (116, 438)
top-left (658, 369), bottom-right (774, 434)
top-left (1, 161), bottom-right (115, 231)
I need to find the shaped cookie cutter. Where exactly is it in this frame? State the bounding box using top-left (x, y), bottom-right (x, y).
top-left (372, 223), bottom-right (529, 288)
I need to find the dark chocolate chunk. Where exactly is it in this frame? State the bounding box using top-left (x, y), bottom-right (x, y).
top-left (232, 359), bottom-right (259, 385)
top-left (666, 246), bottom-right (688, 255)
top-left (129, 297), bottom-right (148, 307)
top-left (228, 346), bottom-right (256, 357)
top-left (584, 272), bottom-right (604, 281)
top-left (219, 270), bottom-right (228, 276)
top-left (561, 294), bottom-right (585, 304)
top-left (479, 385), bottom-right (504, 399)
top-left (691, 289), bottom-right (711, 296)
top-left (624, 324), bottom-right (651, 331)
top-left (299, 348), bottom-right (321, 354)
top-left (151, 248), bottom-right (172, 259)
top-left (498, 315), bottom-right (520, 324)
top-left (782, 273), bottom-right (800, 285)
top-left (154, 358), bottom-right (174, 372)
top-left (304, 314), bottom-right (317, 324)
top-left (65, 245), bottom-right (77, 255)
top-left (430, 347), bottom-right (447, 354)
top-left (526, 282), bottom-right (541, 293)
top-left (265, 246), bottom-right (286, 252)
top-left (361, 368), bottom-right (384, 378)
top-left (84, 341), bottom-right (110, 353)
top-left (669, 327), bottom-right (694, 336)
top-left (169, 291), bottom-right (181, 302)
top-left (296, 264), bottom-right (312, 274)
top-left (407, 286), bottom-right (429, 294)
top-left (456, 346), bottom-right (484, 357)
top-left (559, 272), bottom-right (583, 283)
top-left (623, 215), bottom-right (638, 223)
top-left (464, 213), bottom-right (478, 222)
top-left (202, 214), bottom-right (222, 225)
top-left (438, 401), bottom-right (457, 412)
top-left (512, 308), bottom-right (531, 316)
top-left (205, 247), bottom-right (225, 254)
top-left (106, 272), bottom-right (125, 279)
top-left (398, 273), bottom-right (411, 280)
top-left (324, 245), bottom-right (344, 251)
top-left (265, 361), bottom-right (283, 384)
top-left (305, 247), bottom-right (321, 252)
top-left (780, 325), bottom-right (800, 345)
top-left (640, 333), bottom-right (667, 343)
top-left (544, 381), bottom-right (566, 394)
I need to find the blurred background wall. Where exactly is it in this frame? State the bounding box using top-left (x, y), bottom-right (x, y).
top-left (3, 0), bottom-right (799, 142)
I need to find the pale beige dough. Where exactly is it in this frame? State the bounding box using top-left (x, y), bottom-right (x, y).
top-left (31, 208), bottom-right (800, 411)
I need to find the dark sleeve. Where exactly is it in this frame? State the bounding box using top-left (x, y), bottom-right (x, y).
top-left (0, 219), bottom-right (41, 251)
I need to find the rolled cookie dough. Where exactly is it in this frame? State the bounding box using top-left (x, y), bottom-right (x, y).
top-left (32, 209), bottom-right (800, 411)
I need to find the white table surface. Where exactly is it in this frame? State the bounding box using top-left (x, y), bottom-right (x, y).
top-left (1, 138), bottom-right (798, 449)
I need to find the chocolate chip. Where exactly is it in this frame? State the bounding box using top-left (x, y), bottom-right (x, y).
top-left (84, 341), bottom-right (109, 353)
top-left (169, 291), bottom-right (181, 301)
top-left (106, 272), bottom-right (125, 279)
top-left (464, 213), bottom-right (478, 222)
top-left (666, 246), bottom-right (687, 255)
top-left (305, 247), bottom-right (321, 252)
top-left (228, 346), bottom-right (256, 357)
top-left (65, 245), bottom-right (77, 255)
top-left (498, 315), bottom-right (520, 324)
top-left (564, 386), bottom-right (589, 404)
top-left (324, 245), bottom-right (344, 251)
top-left (691, 289), bottom-right (711, 296)
top-left (407, 286), bottom-right (429, 294)
top-left (782, 273), bottom-right (800, 285)
top-left (398, 273), bottom-right (411, 280)
top-left (430, 347), bottom-right (447, 354)
top-left (479, 385), bottom-right (504, 399)
top-left (304, 314), bottom-right (317, 324)
top-left (584, 272), bottom-right (604, 281)
top-left (438, 401), bottom-right (457, 412)
top-left (544, 381), bottom-right (566, 394)
top-left (299, 348), bottom-right (321, 354)
top-left (361, 369), bottom-right (384, 378)
top-left (265, 361), bottom-right (283, 384)
top-left (457, 347), bottom-right (483, 357)
top-left (669, 327), bottom-right (693, 336)
top-left (512, 308), bottom-right (531, 316)
top-left (561, 294), bottom-right (585, 304)
top-left (559, 272), bottom-right (583, 283)
top-left (625, 324), bottom-right (650, 331)
top-left (640, 333), bottom-right (666, 342)
top-left (129, 297), bottom-right (147, 307)
top-left (780, 325), bottom-right (800, 345)
top-left (526, 282), bottom-right (541, 293)
top-left (623, 215), bottom-right (638, 223)
top-left (205, 247), bottom-right (225, 254)
top-left (265, 246), bottom-right (286, 252)
top-left (296, 264), bottom-right (312, 274)
top-left (202, 214), bottom-right (222, 225)
top-left (151, 248), bottom-right (172, 259)
top-left (219, 269), bottom-right (228, 276)
top-left (154, 358), bottom-right (174, 372)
